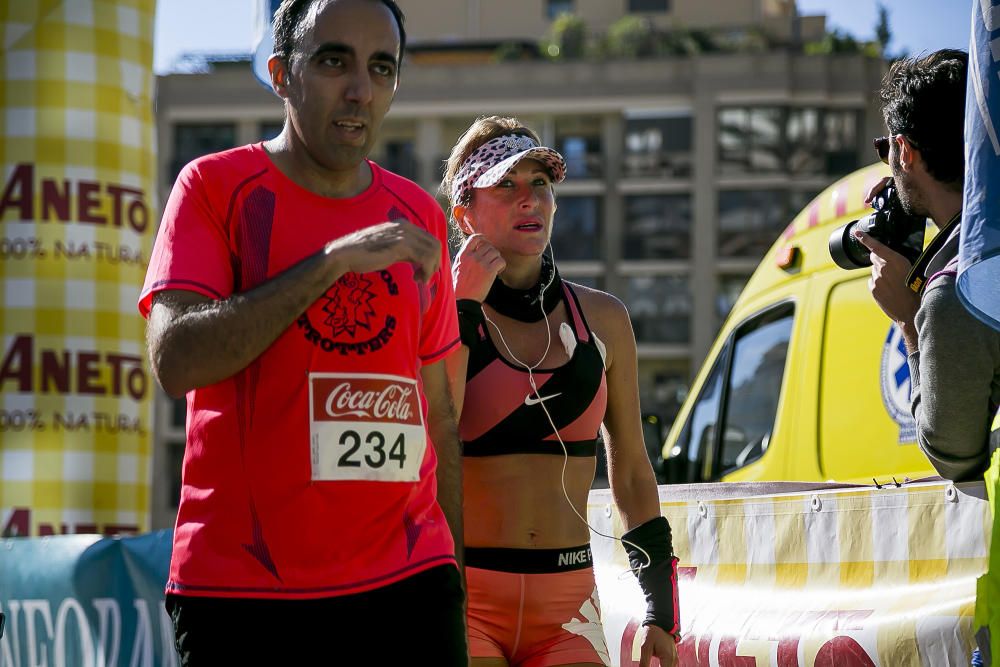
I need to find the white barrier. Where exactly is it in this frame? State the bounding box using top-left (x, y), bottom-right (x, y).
top-left (589, 480), bottom-right (989, 666)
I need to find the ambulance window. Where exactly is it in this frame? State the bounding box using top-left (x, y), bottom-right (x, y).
top-left (717, 305), bottom-right (793, 473)
top-left (671, 352), bottom-right (727, 483)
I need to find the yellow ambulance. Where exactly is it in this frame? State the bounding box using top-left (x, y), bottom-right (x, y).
top-left (659, 163), bottom-right (940, 484)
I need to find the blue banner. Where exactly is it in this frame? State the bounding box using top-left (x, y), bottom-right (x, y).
top-left (958, 0), bottom-right (1000, 331)
top-left (252, 0), bottom-right (283, 91)
top-left (0, 532), bottom-right (177, 666)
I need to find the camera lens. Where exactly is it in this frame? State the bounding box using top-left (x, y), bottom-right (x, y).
top-left (828, 216), bottom-right (875, 269)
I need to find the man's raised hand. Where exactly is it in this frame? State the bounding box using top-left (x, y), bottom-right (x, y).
top-left (325, 220), bottom-right (441, 282)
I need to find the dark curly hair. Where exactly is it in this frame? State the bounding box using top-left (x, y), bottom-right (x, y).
top-left (271, 0), bottom-right (406, 64)
top-left (879, 49), bottom-right (967, 187)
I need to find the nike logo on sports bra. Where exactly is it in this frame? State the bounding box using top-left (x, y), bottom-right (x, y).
top-left (524, 392), bottom-right (562, 406)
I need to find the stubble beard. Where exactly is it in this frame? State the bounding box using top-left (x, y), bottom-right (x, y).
top-left (890, 158), bottom-right (929, 219)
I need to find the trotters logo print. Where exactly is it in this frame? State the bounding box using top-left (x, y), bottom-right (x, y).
top-left (324, 273), bottom-right (377, 337)
top-left (297, 270), bottom-right (400, 355)
top-left (309, 373), bottom-right (426, 482)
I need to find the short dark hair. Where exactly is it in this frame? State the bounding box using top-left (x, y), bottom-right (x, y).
top-left (879, 49), bottom-right (967, 186)
top-left (271, 0), bottom-right (406, 65)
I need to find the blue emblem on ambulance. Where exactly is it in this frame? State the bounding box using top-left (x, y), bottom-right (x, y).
top-left (880, 324), bottom-right (916, 443)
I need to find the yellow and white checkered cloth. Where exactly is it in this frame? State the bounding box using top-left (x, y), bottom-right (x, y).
top-left (0, 0), bottom-right (156, 535)
top-left (591, 481), bottom-right (990, 666)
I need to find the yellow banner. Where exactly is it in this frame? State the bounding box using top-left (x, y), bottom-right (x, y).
top-left (590, 481), bottom-right (990, 666)
top-left (0, 0), bottom-right (157, 535)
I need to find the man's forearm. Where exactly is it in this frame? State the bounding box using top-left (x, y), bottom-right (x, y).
top-left (150, 248), bottom-right (343, 396)
top-left (149, 220), bottom-right (445, 396)
top-left (420, 360), bottom-right (465, 569)
top-left (432, 419), bottom-right (464, 569)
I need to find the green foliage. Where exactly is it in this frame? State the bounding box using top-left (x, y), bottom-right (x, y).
top-left (606, 15), bottom-right (659, 58)
top-left (875, 3), bottom-right (892, 55)
top-left (493, 41), bottom-right (528, 62)
top-left (546, 13), bottom-right (587, 60)
top-left (712, 28), bottom-right (770, 54)
top-left (659, 29), bottom-right (702, 56)
top-left (533, 13), bottom-right (880, 62)
top-left (804, 28), bottom-right (865, 55)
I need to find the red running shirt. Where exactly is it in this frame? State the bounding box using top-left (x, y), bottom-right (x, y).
top-left (139, 144), bottom-right (460, 599)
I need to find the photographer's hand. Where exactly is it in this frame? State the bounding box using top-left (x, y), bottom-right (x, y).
top-left (864, 177), bottom-right (892, 206)
top-left (854, 229), bottom-right (920, 353)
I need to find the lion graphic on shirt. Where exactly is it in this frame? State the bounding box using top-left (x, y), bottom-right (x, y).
top-left (322, 272), bottom-right (377, 338)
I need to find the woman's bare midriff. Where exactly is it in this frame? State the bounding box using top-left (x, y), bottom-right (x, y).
top-left (463, 453), bottom-right (597, 548)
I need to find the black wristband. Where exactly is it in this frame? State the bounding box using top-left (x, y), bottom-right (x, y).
top-left (622, 516), bottom-right (680, 640)
top-left (457, 299), bottom-right (485, 347)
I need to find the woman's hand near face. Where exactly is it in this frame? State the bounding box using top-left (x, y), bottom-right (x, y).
top-left (452, 233), bottom-right (506, 302)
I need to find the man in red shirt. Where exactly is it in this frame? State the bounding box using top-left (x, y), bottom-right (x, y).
top-left (140, 0), bottom-right (466, 663)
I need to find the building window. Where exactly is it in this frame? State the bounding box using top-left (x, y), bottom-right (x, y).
top-left (624, 113), bottom-right (692, 178)
top-left (259, 121), bottom-right (283, 140)
top-left (562, 274), bottom-right (604, 290)
top-left (717, 189), bottom-right (818, 260)
top-left (629, 0), bottom-right (669, 11)
top-left (787, 108), bottom-right (822, 173)
top-left (824, 109), bottom-right (860, 174)
top-left (163, 394), bottom-right (187, 510)
top-left (170, 396), bottom-right (186, 430)
top-left (555, 116), bottom-right (603, 179)
top-left (546, 0), bottom-right (574, 19)
top-left (748, 108), bottom-right (783, 172)
top-left (552, 196), bottom-right (602, 260)
top-left (717, 106), bottom-right (860, 176)
top-left (633, 359), bottom-right (690, 482)
top-left (718, 108), bottom-right (749, 173)
top-left (637, 359), bottom-right (689, 431)
top-left (623, 275), bottom-right (691, 344)
top-left (717, 275), bottom-right (750, 326)
top-left (171, 123), bottom-right (236, 182)
top-left (623, 194), bottom-right (692, 260)
top-left (718, 107), bottom-right (783, 174)
top-left (718, 190), bottom-right (785, 259)
top-left (382, 140), bottom-right (417, 181)
top-left (168, 441), bottom-right (185, 509)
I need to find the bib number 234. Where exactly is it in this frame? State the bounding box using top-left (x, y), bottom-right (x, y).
top-left (309, 373), bottom-right (426, 482)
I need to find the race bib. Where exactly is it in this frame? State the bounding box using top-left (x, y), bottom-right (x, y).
top-left (309, 373), bottom-right (426, 482)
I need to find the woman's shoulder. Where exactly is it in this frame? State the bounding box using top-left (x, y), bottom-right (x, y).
top-left (564, 281), bottom-right (629, 325)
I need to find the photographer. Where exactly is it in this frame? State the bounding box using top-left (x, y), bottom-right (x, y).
top-left (855, 49), bottom-right (1000, 482)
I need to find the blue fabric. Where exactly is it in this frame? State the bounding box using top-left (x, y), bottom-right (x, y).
top-left (0, 531), bottom-right (176, 664)
top-left (251, 0), bottom-right (282, 91)
top-left (958, 0), bottom-right (1000, 332)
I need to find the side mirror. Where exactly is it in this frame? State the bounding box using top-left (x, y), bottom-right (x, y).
top-left (660, 441), bottom-right (688, 485)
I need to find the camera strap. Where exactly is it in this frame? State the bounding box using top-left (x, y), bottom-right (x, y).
top-left (904, 212), bottom-right (962, 294)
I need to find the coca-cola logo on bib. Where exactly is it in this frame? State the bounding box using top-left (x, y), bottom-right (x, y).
top-left (311, 376), bottom-right (422, 426)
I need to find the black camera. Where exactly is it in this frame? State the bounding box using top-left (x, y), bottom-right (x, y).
top-left (828, 181), bottom-right (926, 269)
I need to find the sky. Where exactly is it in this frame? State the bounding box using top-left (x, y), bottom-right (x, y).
top-left (153, 0), bottom-right (973, 74)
